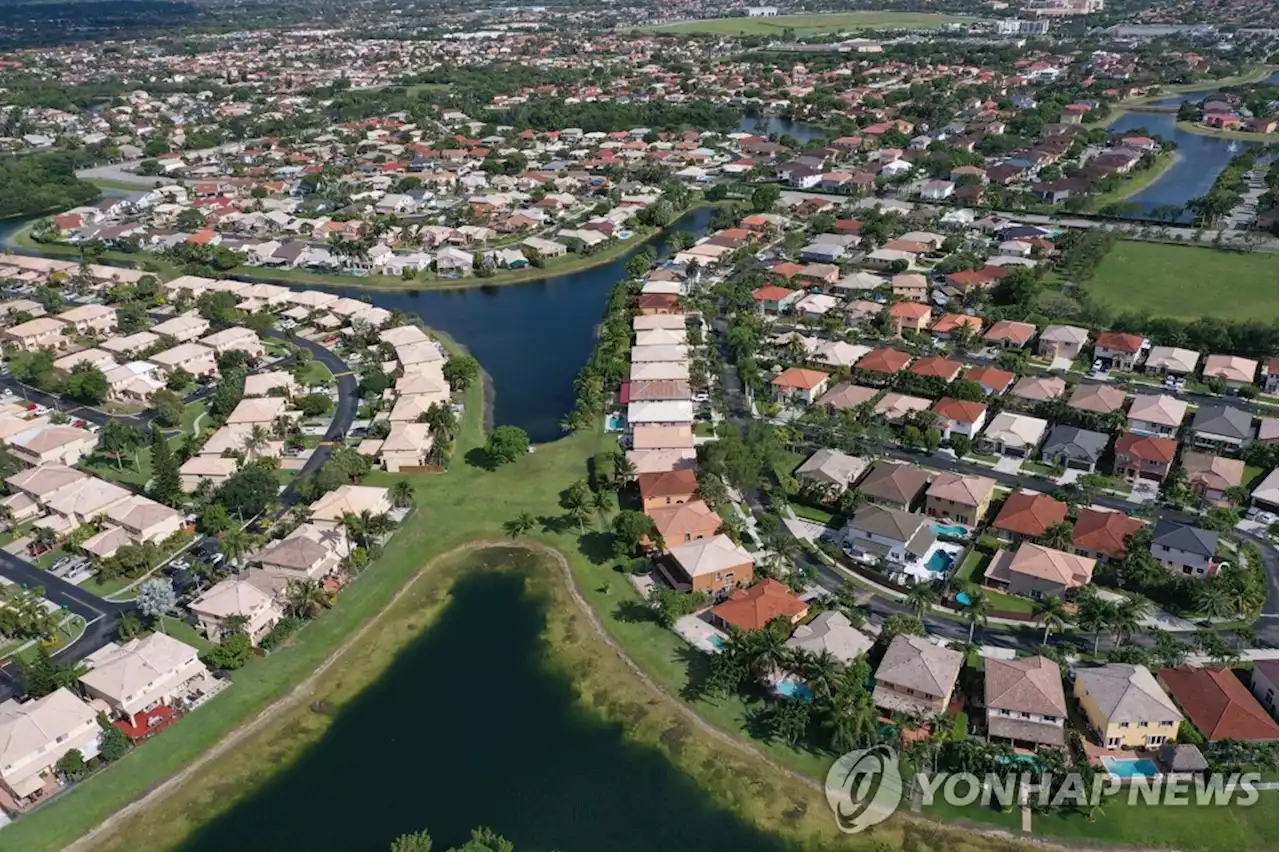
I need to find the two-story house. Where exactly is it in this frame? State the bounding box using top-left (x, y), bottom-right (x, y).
top-left (985, 655), bottom-right (1068, 748)
top-left (1074, 664), bottom-right (1182, 749)
top-left (1093, 331), bottom-right (1146, 371)
top-left (1126, 394), bottom-right (1187, 437)
top-left (872, 635), bottom-right (963, 717)
top-left (1113, 432), bottom-right (1178, 483)
top-left (843, 503), bottom-right (936, 565)
top-left (666, 534), bottom-right (756, 597)
top-left (931, 397), bottom-right (988, 440)
top-left (1149, 520), bottom-right (1218, 578)
top-left (924, 471), bottom-right (996, 526)
top-left (1190, 406), bottom-right (1254, 452)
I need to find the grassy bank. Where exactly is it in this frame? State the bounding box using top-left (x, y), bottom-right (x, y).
top-left (9, 207), bottom-right (714, 294)
top-left (1086, 150), bottom-right (1179, 211)
top-left (1174, 120), bottom-right (1278, 143)
top-left (643, 11), bottom-right (970, 35)
top-left (1118, 66), bottom-right (1276, 105)
top-left (1088, 240), bottom-right (1280, 322)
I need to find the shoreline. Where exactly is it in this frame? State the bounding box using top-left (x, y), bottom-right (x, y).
top-left (1116, 65), bottom-right (1275, 106)
top-left (1174, 120), bottom-right (1278, 144)
top-left (1087, 149), bottom-right (1182, 210)
top-left (3, 203), bottom-right (715, 294)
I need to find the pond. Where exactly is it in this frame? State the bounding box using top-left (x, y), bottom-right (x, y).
top-left (1107, 74), bottom-right (1276, 220)
top-left (178, 553), bottom-right (791, 852)
top-left (315, 206), bottom-right (715, 443)
top-left (736, 114), bottom-right (830, 143)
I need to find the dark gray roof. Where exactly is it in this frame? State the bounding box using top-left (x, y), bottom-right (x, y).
top-left (1151, 519), bottom-right (1218, 557)
top-left (848, 504), bottom-right (931, 544)
top-left (1191, 405), bottom-right (1254, 440)
top-left (1042, 425), bottom-right (1110, 463)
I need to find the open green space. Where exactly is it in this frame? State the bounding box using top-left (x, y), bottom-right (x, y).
top-left (643, 11), bottom-right (970, 35)
top-left (1086, 150), bottom-right (1179, 211)
top-left (295, 360), bottom-right (333, 388)
top-left (1088, 241), bottom-right (1279, 322)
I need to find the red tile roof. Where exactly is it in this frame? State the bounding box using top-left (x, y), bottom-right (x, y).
top-left (711, 579), bottom-right (808, 632)
top-left (638, 469), bottom-right (699, 500)
top-left (753, 285), bottom-right (796, 302)
top-left (772, 367), bottom-right (831, 390)
top-left (993, 492), bottom-right (1068, 537)
top-left (965, 366), bottom-right (1015, 393)
top-left (888, 302), bottom-right (931, 320)
top-left (932, 397), bottom-right (987, 423)
top-left (1072, 508), bottom-right (1144, 560)
top-left (1116, 432), bottom-right (1178, 464)
top-left (910, 357), bottom-right (964, 380)
top-left (1158, 666), bottom-right (1279, 742)
top-left (857, 348), bottom-right (913, 374)
top-left (1095, 331), bottom-right (1146, 353)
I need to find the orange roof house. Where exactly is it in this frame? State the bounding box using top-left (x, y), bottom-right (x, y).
top-left (856, 348), bottom-right (913, 382)
top-left (992, 491), bottom-right (1068, 540)
top-left (710, 579), bottom-right (809, 632)
top-left (1072, 508), bottom-right (1144, 562)
top-left (771, 367), bottom-right (831, 404)
top-left (648, 499), bottom-right (722, 546)
top-left (1158, 666), bottom-right (1279, 742)
top-left (909, 357), bottom-right (964, 382)
top-left (638, 469), bottom-right (699, 512)
top-left (931, 313), bottom-right (984, 337)
top-left (887, 301), bottom-right (932, 334)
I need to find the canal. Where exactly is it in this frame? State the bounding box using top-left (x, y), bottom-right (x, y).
top-left (313, 206), bottom-right (715, 443)
top-left (736, 114), bottom-right (829, 143)
top-left (176, 551), bottom-right (793, 852)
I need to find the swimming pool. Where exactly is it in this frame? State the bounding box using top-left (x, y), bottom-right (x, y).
top-left (932, 523), bottom-right (970, 537)
top-left (709, 635), bottom-right (727, 651)
top-left (956, 591), bottom-right (973, 606)
top-left (605, 412), bottom-right (625, 432)
top-left (775, 678), bottom-right (814, 702)
top-left (925, 549), bottom-right (955, 575)
top-left (1103, 757), bottom-right (1161, 780)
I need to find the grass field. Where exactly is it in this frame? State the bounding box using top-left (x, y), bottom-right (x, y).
top-left (643, 11), bottom-right (968, 36)
top-left (1087, 150), bottom-right (1180, 211)
top-left (1088, 241), bottom-right (1280, 322)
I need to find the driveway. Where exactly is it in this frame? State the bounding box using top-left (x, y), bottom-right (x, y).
top-left (993, 456), bottom-right (1023, 475)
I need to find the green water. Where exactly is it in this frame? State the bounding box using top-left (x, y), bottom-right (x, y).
top-left (180, 554), bottom-right (791, 852)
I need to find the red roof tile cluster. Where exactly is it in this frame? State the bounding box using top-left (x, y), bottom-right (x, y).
top-left (1158, 666), bottom-right (1279, 742)
top-left (711, 579), bottom-right (808, 632)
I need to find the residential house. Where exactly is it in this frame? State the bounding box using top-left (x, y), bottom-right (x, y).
top-left (891, 273), bottom-right (929, 302)
top-left (1150, 520), bottom-right (1218, 578)
top-left (105, 495), bottom-right (184, 545)
top-left (188, 578), bottom-right (283, 645)
top-left (8, 425), bottom-right (98, 467)
top-left (1181, 452), bottom-right (1245, 505)
top-left (931, 314), bottom-right (984, 339)
top-left (931, 397), bottom-right (988, 440)
top-left (56, 305), bottom-right (117, 336)
top-left (256, 523), bottom-right (351, 583)
top-left (795, 449), bottom-right (868, 496)
top-left (1202, 355), bottom-right (1258, 389)
top-left (378, 422), bottom-right (435, 472)
top-left (818, 383), bottom-right (879, 412)
top-left (666, 534), bottom-right (755, 596)
top-left (1008, 376), bottom-right (1066, 407)
top-left (1144, 346), bottom-right (1200, 377)
top-left (1093, 331), bottom-right (1146, 371)
top-left (752, 285), bottom-right (803, 316)
top-left (150, 342), bottom-right (218, 379)
top-left (965, 366), bottom-right (1015, 396)
top-left (1041, 425), bottom-right (1110, 472)
top-left (858, 462), bottom-right (932, 511)
top-left (178, 455), bottom-right (238, 492)
top-left (1158, 665), bottom-right (1278, 742)
top-left (985, 542), bottom-right (1095, 599)
top-left (983, 320), bottom-right (1037, 350)
top-left (150, 314), bottom-right (209, 343)
top-left (991, 491), bottom-right (1067, 542)
top-left (638, 469), bottom-right (699, 512)
top-left (770, 367), bottom-right (831, 405)
top-left (1074, 664), bottom-right (1182, 748)
top-left (649, 499), bottom-right (722, 546)
top-left (886, 301), bottom-right (932, 334)
top-left (1068, 384), bottom-right (1127, 419)
top-left (980, 412), bottom-right (1048, 458)
top-left (1248, 660), bottom-right (1277, 715)
top-left (3, 317), bottom-right (66, 352)
top-left (308, 485), bottom-right (392, 527)
top-left (872, 635), bottom-right (963, 717)
top-left (874, 392), bottom-right (932, 423)
top-left (1127, 394), bottom-right (1187, 438)
top-left (1037, 325), bottom-right (1089, 361)
top-left (1113, 432), bottom-right (1178, 483)
top-left (79, 633), bottom-right (209, 726)
top-left (856, 348), bottom-right (913, 384)
top-left (909, 357), bottom-right (964, 383)
top-left (709, 579), bottom-right (808, 632)
top-left (786, 611), bottom-right (872, 663)
top-left (985, 656), bottom-right (1068, 748)
top-left (244, 370), bottom-right (299, 399)
top-left (0, 688), bottom-right (100, 804)
top-left (842, 504), bottom-right (936, 565)
top-left (1072, 508), bottom-right (1144, 563)
top-left (1190, 406), bottom-right (1254, 452)
top-left (925, 471), bottom-right (995, 526)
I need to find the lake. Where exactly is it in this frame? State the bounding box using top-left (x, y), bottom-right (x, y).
top-left (736, 114), bottom-right (829, 143)
top-left (1108, 73), bottom-right (1277, 219)
top-left (315, 206), bottom-right (715, 443)
top-left (177, 553), bottom-right (791, 852)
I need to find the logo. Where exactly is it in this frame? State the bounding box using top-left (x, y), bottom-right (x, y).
top-left (824, 745), bottom-right (903, 834)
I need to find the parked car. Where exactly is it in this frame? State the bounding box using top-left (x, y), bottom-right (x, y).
top-left (50, 556), bottom-right (71, 573)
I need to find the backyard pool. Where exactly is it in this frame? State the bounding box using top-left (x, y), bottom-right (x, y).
top-left (932, 523), bottom-right (970, 537)
top-left (775, 678), bottom-right (814, 702)
top-left (1103, 757), bottom-right (1161, 780)
top-left (925, 549), bottom-right (955, 575)
top-left (956, 591), bottom-right (973, 606)
top-left (708, 635), bottom-right (727, 651)
top-left (605, 412), bottom-right (625, 432)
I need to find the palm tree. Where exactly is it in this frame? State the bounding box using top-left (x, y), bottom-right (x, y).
top-left (284, 579), bottom-right (328, 619)
top-left (389, 480), bottom-right (415, 509)
top-left (1033, 595), bottom-right (1071, 645)
top-left (1194, 580), bottom-right (1234, 620)
top-left (798, 649), bottom-right (844, 704)
top-left (242, 424), bottom-right (271, 461)
top-left (905, 583), bottom-right (938, 619)
top-left (611, 451), bottom-right (637, 490)
top-left (962, 586), bottom-right (991, 643)
top-left (504, 512), bottom-right (536, 539)
top-left (591, 490), bottom-right (613, 529)
top-left (1076, 593), bottom-right (1115, 655)
top-left (422, 403), bottom-right (459, 465)
top-left (1112, 596), bottom-right (1151, 645)
top-left (1037, 521), bottom-right (1075, 552)
top-left (222, 613), bottom-right (251, 636)
top-left (561, 487), bottom-right (592, 534)
top-left (32, 525), bottom-right (58, 554)
top-left (220, 528), bottom-right (252, 567)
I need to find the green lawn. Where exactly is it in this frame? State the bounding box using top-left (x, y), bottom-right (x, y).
top-left (954, 549), bottom-right (988, 586)
top-left (643, 11), bottom-right (970, 35)
top-left (296, 360), bottom-right (333, 388)
top-left (157, 618), bottom-right (214, 653)
top-left (1089, 241), bottom-right (1279, 322)
top-left (791, 502), bottom-right (838, 526)
top-left (1087, 150), bottom-right (1179, 211)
